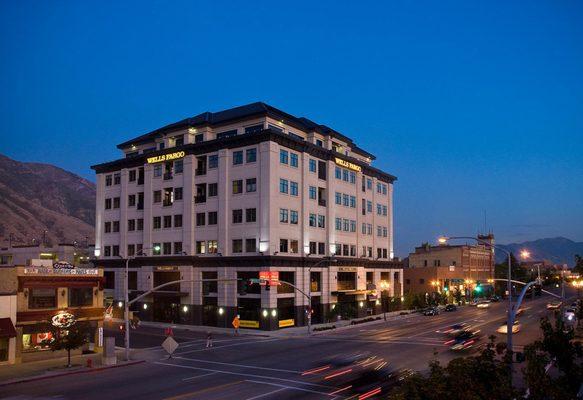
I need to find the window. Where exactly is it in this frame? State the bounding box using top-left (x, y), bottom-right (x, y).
top-left (350, 220), bottom-right (356, 232)
top-left (128, 194), bottom-right (136, 207)
top-left (105, 198), bottom-right (112, 209)
top-left (343, 193), bottom-right (349, 207)
top-left (244, 124), bottom-right (263, 134)
top-left (367, 200), bottom-right (372, 213)
top-left (232, 239), bottom-right (243, 253)
top-left (290, 210), bottom-right (298, 225)
top-left (217, 129), bottom-right (237, 139)
top-left (349, 171), bottom-right (356, 184)
top-left (335, 167), bottom-right (342, 180)
top-left (343, 169), bottom-right (349, 182)
top-left (335, 218), bottom-right (342, 231)
top-left (246, 178), bottom-right (257, 192)
top-left (342, 244), bottom-right (349, 256)
top-left (104, 221), bottom-right (111, 233)
top-left (350, 196), bottom-right (356, 208)
top-left (382, 205), bottom-right (388, 216)
top-left (153, 243), bottom-right (161, 255)
top-left (104, 271), bottom-right (115, 289)
top-left (290, 153), bottom-right (298, 167)
top-left (309, 241), bottom-right (317, 255)
top-left (382, 184), bottom-right (388, 195)
top-left (343, 219), bottom-right (350, 231)
top-left (233, 151), bottom-right (243, 165)
top-left (207, 240), bottom-right (218, 254)
top-left (377, 204), bottom-right (382, 215)
top-left (105, 175), bottom-right (112, 186)
top-left (153, 190), bottom-right (162, 203)
top-left (232, 209), bottom-right (243, 224)
top-left (279, 208), bottom-right (289, 223)
top-left (174, 242), bottom-right (183, 254)
top-left (112, 246), bottom-right (119, 256)
top-left (174, 214), bottom-right (183, 228)
top-left (350, 245), bottom-right (356, 257)
top-left (137, 218), bottom-right (144, 231)
top-left (138, 167), bottom-right (144, 185)
top-left (309, 186), bottom-right (317, 200)
top-left (129, 170), bottom-right (136, 182)
top-left (208, 154), bottom-right (219, 169)
top-left (318, 242), bottom-right (326, 255)
top-left (196, 241), bottom-right (206, 254)
top-left (208, 183), bottom-right (218, 197)
top-left (377, 226), bottom-right (382, 237)
top-left (163, 215), bottom-right (172, 228)
top-left (246, 208), bottom-right (256, 223)
top-left (383, 227), bottom-right (388, 237)
top-left (309, 159), bottom-right (316, 173)
top-left (153, 216), bottom-right (161, 229)
top-left (318, 161), bottom-right (327, 180)
top-left (175, 135), bottom-right (184, 146)
top-left (113, 197), bottom-right (120, 208)
top-left (309, 213), bottom-right (317, 227)
top-left (154, 164), bottom-right (162, 177)
top-left (289, 131), bottom-right (303, 141)
top-left (279, 239), bottom-right (288, 253)
top-left (104, 246), bottom-right (111, 257)
top-left (195, 156), bottom-right (207, 176)
top-left (137, 192), bottom-right (144, 209)
top-left (434, 259), bottom-right (441, 267)
top-left (316, 139), bottom-right (323, 147)
top-left (362, 223), bottom-right (367, 234)
top-left (246, 148), bottom-right (256, 163)
top-left (114, 172), bottom-right (121, 185)
top-left (29, 288), bottom-right (57, 309)
top-left (232, 180), bottom-right (243, 194)
top-left (196, 213), bottom-right (206, 226)
top-left (318, 187), bottom-right (326, 206)
top-left (69, 288), bottom-right (93, 307)
top-left (280, 150), bottom-right (289, 164)
top-left (367, 178), bottom-right (372, 190)
top-left (377, 183), bottom-right (382, 194)
top-left (128, 219), bottom-right (135, 231)
top-left (174, 187), bottom-right (183, 201)
top-left (290, 240), bottom-right (299, 254)
top-left (163, 242), bottom-right (172, 255)
top-left (208, 211), bottom-right (218, 225)
top-left (163, 188), bottom-right (173, 206)
top-left (245, 238), bottom-right (256, 253)
top-left (195, 183), bottom-right (206, 203)
top-left (335, 192), bottom-right (342, 205)
top-left (112, 221), bottom-right (120, 232)
top-left (318, 215), bottom-right (325, 228)
top-left (174, 160), bottom-right (183, 174)
top-left (195, 133), bottom-right (204, 143)
top-left (279, 179), bottom-right (288, 194)
top-left (290, 181), bottom-right (298, 196)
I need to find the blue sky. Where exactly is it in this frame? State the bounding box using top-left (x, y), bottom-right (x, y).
top-left (1, 1), bottom-right (582, 256)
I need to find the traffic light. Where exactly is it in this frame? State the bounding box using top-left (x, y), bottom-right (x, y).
top-left (475, 285), bottom-right (482, 293)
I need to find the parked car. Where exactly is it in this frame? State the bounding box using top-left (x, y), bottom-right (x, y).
top-left (444, 304), bottom-right (457, 312)
top-left (423, 307), bottom-right (440, 316)
top-left (497, 320), bottom-right (521, 334)
top-left (489, 295), bottom-right (501, 302)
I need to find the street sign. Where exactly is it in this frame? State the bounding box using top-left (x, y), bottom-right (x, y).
top-left (162, 336), bottom-right (179, 357)
top-left (259, 271), bottom-right (281, 286)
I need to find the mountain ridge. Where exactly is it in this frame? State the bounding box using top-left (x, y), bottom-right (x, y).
top-left (496, 237), bottom-right (583, 267)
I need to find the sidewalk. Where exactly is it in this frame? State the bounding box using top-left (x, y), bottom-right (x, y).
top-left (126, 309), bottom-right (419, 338)
top-left (0, 350), bottom-right (143, 387)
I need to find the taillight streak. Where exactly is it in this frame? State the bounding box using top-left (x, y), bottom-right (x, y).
top-left (325, 368), bottom-right (353, 380)
top-left (301, 365), bottom-right (331, 376)
top-left (359, 387), bottom-right (382, 400)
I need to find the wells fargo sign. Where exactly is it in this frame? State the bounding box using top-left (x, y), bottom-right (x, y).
top-left (147, 151), bottom-right (185, 164)
top-left (334, 157), bottom-right (361, 172)
top-left (239, 320), bottom-right (259, 329)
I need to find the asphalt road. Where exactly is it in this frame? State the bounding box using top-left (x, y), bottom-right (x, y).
top-left (2, 293), bottom-right (565, 400)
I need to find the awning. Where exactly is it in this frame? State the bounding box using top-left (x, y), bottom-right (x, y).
top-left (0, 318), bottom-right (17, 338)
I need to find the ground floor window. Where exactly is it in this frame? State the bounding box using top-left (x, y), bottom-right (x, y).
top-left (22, 331), bottom-right (53, 352)
top-left (0, 338), bottom-right (9, 361)
top-left (237, 298), bottom-right (260, 322)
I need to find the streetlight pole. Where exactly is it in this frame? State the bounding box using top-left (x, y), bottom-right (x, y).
top-left (438, 235), bottom-right (514, 386)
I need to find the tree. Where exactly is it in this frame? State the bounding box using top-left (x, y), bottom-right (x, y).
top-left (42, 321), bottom-right (89, 368)
top-left (574, 254), bottom-right (583, 275)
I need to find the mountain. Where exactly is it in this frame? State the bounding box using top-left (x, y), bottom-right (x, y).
top-left (496, 237), bottom-right (583, 267)
top-left (0, 154), bottom-right (95, 246)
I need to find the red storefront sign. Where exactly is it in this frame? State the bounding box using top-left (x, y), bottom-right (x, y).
top-left (259, 271), bottom-right (280, 286)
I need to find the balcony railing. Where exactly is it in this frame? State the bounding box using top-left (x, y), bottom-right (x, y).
top-left (194, 195), bottom-right (206, 204)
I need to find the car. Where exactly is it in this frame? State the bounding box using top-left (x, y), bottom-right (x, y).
top-left (489, 295), bottom-right (501, 302)
top-left (546, 302), bottom-right (562, 310)
top-left (423, 307), bottom-right (440, 316)
top-left (496, 320), bottom-right (521, 334)
top-left (477, 302), bottom-right (490, 309)
top-left (328, 366), bottom-right (414, 398)
top-left (445, 329), bottom-right (482, 351)
top-left (444, 304), bottom-right (457, 312)
top-left (564, 308), bottom-right (576, 323)
top-left (442, 322), bottom-right (469, 336)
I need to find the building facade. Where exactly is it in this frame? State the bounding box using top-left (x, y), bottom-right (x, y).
top-left (405, 234), bottom-right (495, 298)
top-left (92, 102), bottom-right (402, 330)
top-left (0, 261), bottom-right (104, 364)
top-left (0, 243), bottom-right (93, 267)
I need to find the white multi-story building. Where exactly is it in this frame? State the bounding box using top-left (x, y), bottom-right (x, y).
top-left (92, 102), bottom-right (402, 330)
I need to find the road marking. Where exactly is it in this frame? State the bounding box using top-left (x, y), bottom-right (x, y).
top-left (182, 372), bottom-right (218, 381)
top-left (173, 356), bottom-right (301, 374)
top-left (163, 380), bottom-right (243, 400)
top-left (153, 361), bottom-right (331, 389)
top-left (244, 379), bottom-right (334, 397)
top-left (171, 338), bottom-right (280, 356)
top-left (150, 337), bottom-right (258, 352)
top-left (244, 386), bottom-right (287, 400)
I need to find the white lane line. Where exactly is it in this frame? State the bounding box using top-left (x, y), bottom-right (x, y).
top-left (153, 361), bottom-right (331, 389)
top-left (182, 372), bottom-right (218, 381)
top-left (244, 386), bottom-right (287, 400)
top-left (307, 337), bottom-right (445, 347)
top-left (171, 338), bottom-right (280, 356)
top-left (150, 337), bottom-right (256, 352)
top-left (244, 379), bottom-right (334, 397)
top-left (174, 357), bottom-right (301, 374)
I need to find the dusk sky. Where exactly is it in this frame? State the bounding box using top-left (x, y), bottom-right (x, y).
top-left (1, 1), bottom-right (582, 257)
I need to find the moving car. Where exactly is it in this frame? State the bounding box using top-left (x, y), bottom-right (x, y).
top-left (445, 329), bottom-right (482, 352)
top-left (442, 322), bottom-right (469, 336)
top-left (477, 302), bottom-right (490, 309)
top-left (423, 307), bottom-right (439, 316)
top-left (564, 308), bottom-right (576, 323)
top-left (327, 365), bottom-right (414, 398)
top-left (496, 320), bottom-right (521, 334)
top-left (444, 304), bottom-right (457, 312)
top-left (546, 302), bottom-right (562, 310)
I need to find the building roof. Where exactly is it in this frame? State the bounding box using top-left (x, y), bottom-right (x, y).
top-left (116, 102), bottom-right (376, 160)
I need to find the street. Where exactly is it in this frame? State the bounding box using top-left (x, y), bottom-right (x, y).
top-left (1, 293), bottom-right (560, 400)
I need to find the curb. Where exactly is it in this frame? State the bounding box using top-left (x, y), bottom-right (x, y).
top-left (0, 360), bottom-right (145, 387)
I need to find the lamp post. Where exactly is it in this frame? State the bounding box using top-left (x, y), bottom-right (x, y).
top-left (306, 256), bottom-right (336, 334)
top-left (438, 235), bottom-right (515, 385)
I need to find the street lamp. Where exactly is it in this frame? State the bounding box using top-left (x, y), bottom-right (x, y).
top-left (438, 235), bottom-right (515, 385)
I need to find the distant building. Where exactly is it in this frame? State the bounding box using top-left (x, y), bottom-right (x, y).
top-left (0, 243), bottom-right (94, 267)
top-left (404, 234), bottom-right (495, 297)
